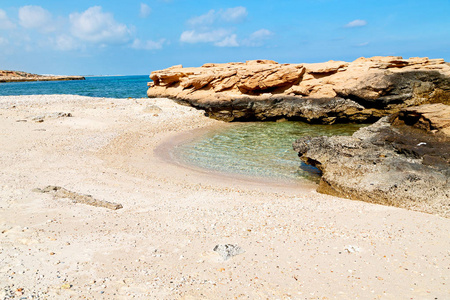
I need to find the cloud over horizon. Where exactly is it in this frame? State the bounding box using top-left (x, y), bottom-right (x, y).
top-left (2, 4), bottom-right (271, 53)
top-left (1, 5), bottom-right (165, 53)
top-left (181, 6), bottom-right (271, 48)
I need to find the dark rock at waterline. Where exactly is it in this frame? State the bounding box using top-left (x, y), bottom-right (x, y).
top-left (293, 104), bottom-right (450, 217)
top-left (148, 56), bottom-right (450, 123)
top-left (171, 95), bottom-right (386, 123)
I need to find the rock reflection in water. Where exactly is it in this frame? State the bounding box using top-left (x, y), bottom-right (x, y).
top-left (174, 122), bottom-right (366, 183)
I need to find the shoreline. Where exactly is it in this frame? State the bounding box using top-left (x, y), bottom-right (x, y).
top-left (154, 124), bottom-right (319, 191)
top-left (0, 94), bottom-right (449, 299)
top-left (0, 76), bottom-right (85, 83)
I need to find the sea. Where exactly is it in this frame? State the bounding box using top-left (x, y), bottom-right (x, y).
top-left (0, 75), bottom-right (150, 98)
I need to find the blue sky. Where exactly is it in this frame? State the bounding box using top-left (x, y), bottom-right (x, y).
top-left (0, 0), bottom-right (449, 75)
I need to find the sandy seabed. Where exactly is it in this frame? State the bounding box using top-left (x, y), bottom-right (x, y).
top-left (0, 95), bottom-right (449, 299)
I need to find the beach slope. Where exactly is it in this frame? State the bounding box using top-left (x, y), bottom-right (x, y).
top-left (0, 95), bottom-right (449, 299)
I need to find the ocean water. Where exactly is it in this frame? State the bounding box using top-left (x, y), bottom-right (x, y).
top-left (174, 121), bottom-right (366, 183)
top-left (0, 75), bottom-right (150, 98)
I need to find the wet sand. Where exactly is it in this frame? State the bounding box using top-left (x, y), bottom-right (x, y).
top-left (0, 95), bottom-right (449, 299)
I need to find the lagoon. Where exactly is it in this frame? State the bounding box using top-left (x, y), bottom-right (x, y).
top-left (174, 121), bottom-right (365, 183)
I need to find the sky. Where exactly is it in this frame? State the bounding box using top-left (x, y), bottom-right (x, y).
top-left (0, 0), bottom-right (449, 75)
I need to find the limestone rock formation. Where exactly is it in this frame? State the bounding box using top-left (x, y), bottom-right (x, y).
top-left (147, 57), bottom-right (450, 123)
top-left (0, 70), bottom-right (85, 83)
top-left (293, 104), bottom-right (450, 217)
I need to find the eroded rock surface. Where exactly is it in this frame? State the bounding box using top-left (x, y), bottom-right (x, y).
top-left (293, 104), bottom-right (450, 217)
top-left (0, 70), bottom-right (85, 83)
top-left (148, 56), bottom-right (450, 123)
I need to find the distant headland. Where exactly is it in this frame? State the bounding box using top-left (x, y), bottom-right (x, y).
top-left (0, 70), bottom-right (85, 83)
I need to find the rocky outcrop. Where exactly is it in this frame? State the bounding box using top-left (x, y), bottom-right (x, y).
top-left (0, 70), bottom-right (85, 83)
top-left (293, 104), bottom-right (450, 217)
top-left (147, 57), bottom-right (450, 123)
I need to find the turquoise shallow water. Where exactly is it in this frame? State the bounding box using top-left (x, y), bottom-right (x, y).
top-left (174, 122), bottom-right (366, 183)
top-left (0, 75), bottom-right (150, 98)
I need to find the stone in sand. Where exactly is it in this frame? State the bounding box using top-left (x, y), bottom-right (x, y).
top-left (34, 186), bottom-right (123, 210)
top-left (213, 244), bottom-right (245, 261)
top-left (143, 105), bottom-right (162, 114)
top-left (28, 112), bottom-right (72, 123)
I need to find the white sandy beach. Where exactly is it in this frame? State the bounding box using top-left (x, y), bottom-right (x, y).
top-left (0, 95), bottom-right (449, 299)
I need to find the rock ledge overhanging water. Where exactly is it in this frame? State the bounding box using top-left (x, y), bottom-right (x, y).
top-left (147, 56), bottom-right (450, 123)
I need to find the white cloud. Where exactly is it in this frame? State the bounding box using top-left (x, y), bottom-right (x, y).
top-left (215, 34), bottom-right (238, 47)
top-left (188, 9), bottom-right (216, 26)
top-left (356, 42), bottom-right (369, 47)
top-left (180, 29), bottom-right (231, 44)
top-left (180, 29), bottom-right (239, 47)
top-left (344, 19), bottom-right (367, 28)
top-left (187, 6), bottom-right (247, 26)
top-left (242, 29), bottom-right (273, 47)
top-left (182, 6), bottom-right (249, 47)
top-left (0, 36), bottom-right (8, 46)
top-left (69, 6), bottom-right (133, 44)
top-left (0, 9), bottom-right (15, 30)
top-left (250, 29), bottom-right (273, 40)
top-left (6, 5), bottom-right (165, 52)
top-left (131, 38), bottom-right (165, 50)
top-left (221, 7), bottom-right (247, 23)
top-left (54, 35), bottom-right (80, 51)
top-left (18, 5), bottom-right (54, 32)
top-left (140, 3), bottom-right (151, 18)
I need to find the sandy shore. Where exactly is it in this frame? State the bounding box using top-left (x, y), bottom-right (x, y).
top-left (0, 95), bottom-right (449, 299)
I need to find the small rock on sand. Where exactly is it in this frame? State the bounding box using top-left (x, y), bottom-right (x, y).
top-left (213, 244), bottom-right (244, 261)
top-left (143, 105), bottom-right (162, 114)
